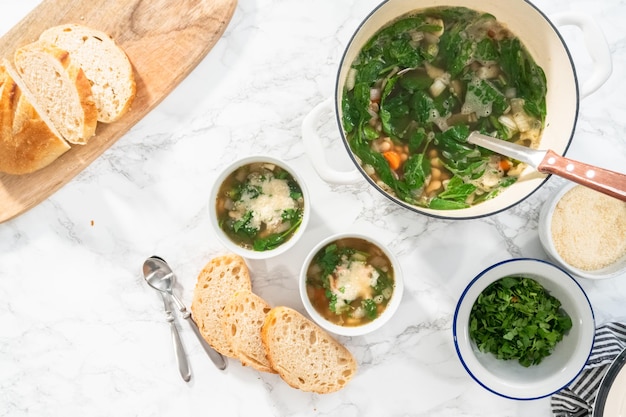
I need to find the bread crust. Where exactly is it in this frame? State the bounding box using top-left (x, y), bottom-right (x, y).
top-left (0, 65), bottom-right (70, 175)
top-left (191, 254), bottom-right (252, 357)
top-left (261, 306), bottom-right (357, 394)
top-left (0, 68), bottom-right (13, 144)
top-left (14, 40), bottom-right (98, 144)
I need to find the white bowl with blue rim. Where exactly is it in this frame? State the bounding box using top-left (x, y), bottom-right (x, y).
top-left (453, 258), bottom-right (595, 400)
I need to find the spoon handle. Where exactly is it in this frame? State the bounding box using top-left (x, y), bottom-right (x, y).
top-left (162, 294), bottom-right (191, 382)
top-left (538, 150), bottom-right (626, 202)
top-left (170, 293), bottom-right (228, 370)
top-left (184, 314), bottom-right (229, 370)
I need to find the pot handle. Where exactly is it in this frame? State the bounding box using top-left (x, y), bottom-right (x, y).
top-left (302, 98), bottom-right (363, 185)
top-left (550, 12), bottom-right (612, 99)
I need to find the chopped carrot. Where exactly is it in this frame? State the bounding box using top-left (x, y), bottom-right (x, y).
top-left (499, 159), bottom-right (512, 172)
top-left (383, 151), bottom-right (402, 170)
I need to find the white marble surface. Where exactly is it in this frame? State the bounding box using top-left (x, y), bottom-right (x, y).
top-left (1, 0), bottom-right (625, 416)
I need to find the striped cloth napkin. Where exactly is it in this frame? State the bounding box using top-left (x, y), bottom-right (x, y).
top-left (551, 322), bottom-right (626, 417)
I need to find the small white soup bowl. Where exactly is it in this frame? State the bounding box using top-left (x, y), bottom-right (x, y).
top-left (453, 258), bottom-right (595, 400)
top-left (299, 232), bottom-right (404, 337)
top-left (209, 155), bottom-right (311, 260)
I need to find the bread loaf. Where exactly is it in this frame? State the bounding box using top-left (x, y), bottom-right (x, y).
top-left (0, 24), bottom-right (134, 175)
top-left (191, 254), bottom-right (252, 357)
top-left (40, 24), bottom-right (136, 123)
top-left (0, 63), bottom-right (70, 175)
top-left (13, 40), bottom-right (98, 144)
top-left (261, 306), bottom-right (357, 394)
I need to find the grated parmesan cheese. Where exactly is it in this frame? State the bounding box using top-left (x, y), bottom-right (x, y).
top-left (330, 259), bottom-right (380, 312)
top-left (232, 173), bottom-right (296, 233)
top-left (550, 185), bottom-right (626, 271)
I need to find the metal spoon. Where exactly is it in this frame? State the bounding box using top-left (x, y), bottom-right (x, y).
top-left (162, 292), bottom-right (192, 381)
top-left (143, 262), bottom-right (191, 381)
top-left (142, 256), bottom-right (228, 370)
top-left (468, 131), bottom-right (626, 202)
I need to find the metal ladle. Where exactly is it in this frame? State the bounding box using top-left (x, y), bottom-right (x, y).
top-left (142, 256), bottom-right (228, 371)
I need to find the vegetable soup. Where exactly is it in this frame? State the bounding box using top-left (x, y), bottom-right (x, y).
top-left (215, 162), bottom-right (304, 251)
top-left (341, 6), bottom-right (547, 209)
top-left (305, 237), bottom-right (395, 327)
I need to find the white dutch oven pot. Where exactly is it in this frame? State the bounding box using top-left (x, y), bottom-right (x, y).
top-left (303, 0), bottom-right (612, 219)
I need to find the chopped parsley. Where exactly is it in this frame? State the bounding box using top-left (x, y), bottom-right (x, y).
top-left (469, 276), bottom-right (572, 367)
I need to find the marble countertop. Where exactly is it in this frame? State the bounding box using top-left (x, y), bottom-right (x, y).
top-left (1, 0), bottom-right (625, 416)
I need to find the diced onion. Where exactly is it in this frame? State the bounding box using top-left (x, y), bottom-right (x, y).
top-left (504, 87), bottom-right (517, 99)
top-left (498, 114), bottom-right (518, 131)
top-left (476, 64), bottom-right (499, 79)
top-left (512, 111), bottom-right (531, 132)
top-left (510, 98), bottom-right (525, 113)
top-left (410, 31), bottom-right (425, 42)
top-left (352, 306), bottom-right (365, 319)
top-left (382, 287), bottom-right (393, 299)
top-left (346, 68), bottom-right (357, 91)
top-left (429, 78), bottom-right (448, 97)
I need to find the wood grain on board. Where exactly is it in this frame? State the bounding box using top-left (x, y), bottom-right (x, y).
top-left (0, 0), bottom-right (237, 223)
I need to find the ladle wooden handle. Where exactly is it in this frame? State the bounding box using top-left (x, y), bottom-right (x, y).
top-left (538, 150), bottom-right (626, 202)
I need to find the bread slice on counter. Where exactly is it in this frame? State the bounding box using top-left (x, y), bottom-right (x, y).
top-left (191, 254), bottom-right (252, 357)
top-left (261, 306), bottom-right (358, 394)
top-left (13, 40), bottom-right (98, 144)
top-left (0, 63), bottom-right (70, 175)
top-left (221, 290), bottom-right (276, 373)
top-left (40, 24), bottom-right (136, 123)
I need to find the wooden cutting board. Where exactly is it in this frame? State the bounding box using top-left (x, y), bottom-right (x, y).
top-left (0, 0), bottom-right (237, 223)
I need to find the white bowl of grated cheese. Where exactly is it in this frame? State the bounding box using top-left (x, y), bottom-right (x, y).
top-left (299, 232), bottom-right (404, 336)
top-left (209, 155), bottom-right (311, 260)
top-left (538, 182), bottom-right (626, 280)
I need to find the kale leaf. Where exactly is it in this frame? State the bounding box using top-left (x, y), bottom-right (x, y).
top-left (252, 211), bottom-right (302, 251)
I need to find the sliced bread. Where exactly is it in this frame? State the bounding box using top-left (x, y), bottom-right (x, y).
top-left (13, 40), bottom-right (98, 144)
top-left (191, 254), bottom-right (252, 357)
top-left (39, 24), bottom-right (136, 123)
top-left (261, 306), bottom-right (358, 394)
top-left (221, 290), bottom-right (276, 373)
top-left (0, 64), bottom-right (70, 175)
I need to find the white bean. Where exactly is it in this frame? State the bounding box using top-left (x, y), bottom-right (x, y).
top-left (426, 180), bottom-right (442, 194)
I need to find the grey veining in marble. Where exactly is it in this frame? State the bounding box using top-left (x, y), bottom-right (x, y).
top-left (1, 1), bottom-right (625, 416)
